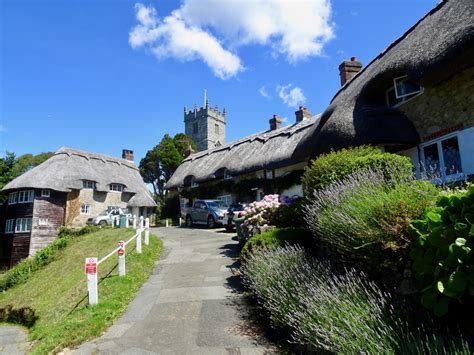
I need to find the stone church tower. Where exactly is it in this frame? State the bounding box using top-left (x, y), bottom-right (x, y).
top-left (184, 99), bottom-right (226, 152)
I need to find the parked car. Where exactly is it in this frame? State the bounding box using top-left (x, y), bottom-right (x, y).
top-left (222, 203), bottom-right (247, 232)
top-left (182, 200), bottom-right (228, 228)
top-left (87, 208), bottom-right (132, 226)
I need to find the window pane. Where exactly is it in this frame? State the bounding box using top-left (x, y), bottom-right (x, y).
top-left (423, 143), bottom-right (440, 178)
top-left (395, 77), bottom-right (421, 98)
top-left (442, 137), bottom-right (462, 176)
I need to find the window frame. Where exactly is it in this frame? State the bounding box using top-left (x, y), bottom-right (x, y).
top-left (223, 169), bottom-right (233, 180)
top-left (109, 183), bottom-right (124, 192)
top-left (41, 189), bottom-right (50, 197)
top-left (15, 218), bottom-right (32, 233)
top-left (420, 132), bottom-right (464, 183)
top-left (18, 190), bottom-right (34, 204)
top-left (5, 219), bottom-right (14, 234)
top-left (80, 204), bottom-right (91, 215)
top-left (8, 192), bottom-right (18, 205)
top-left (83, 180), bottom-right (96, 189)
top-left (38, 218), bottom-right (49, 226)
top-left (385, 75), bottom-right (424, 108)
top-left (393, 75), bottom-right (423, 99)
top-left (191, 177), bottom-right (199, 188)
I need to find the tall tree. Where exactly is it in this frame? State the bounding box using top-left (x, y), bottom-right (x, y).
top-left (139, 133), bottom-right (196, 200)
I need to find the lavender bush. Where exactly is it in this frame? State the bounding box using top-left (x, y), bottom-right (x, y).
top-left (304, 167), bottom-right (439, 257)
top-left (241, 245), bottom-right (471, 353)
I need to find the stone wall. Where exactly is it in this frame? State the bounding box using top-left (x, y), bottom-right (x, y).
top-left (399, 66), bottom-right (474, 141)
top-left (184, 106), bottom-right (226, 151)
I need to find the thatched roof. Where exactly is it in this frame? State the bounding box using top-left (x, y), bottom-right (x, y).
top-left (2, 147), bottom-right (156, 207)
top-left (166, 117), bottom-right (320, 189)
top-left (296, 0), bottom-right (474, 157)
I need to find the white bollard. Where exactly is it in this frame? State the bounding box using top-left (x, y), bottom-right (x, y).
top-left (136, 229), bottom-right (142, 254)
top-left (144, 218), bottom-right (150, 245)
top-left (179, 217), bottom-right (182, 226)
top-left (133, 215), bottom-right (137, 229)
top-left (126, 217), bottom-right (129, 228)
top-left (118, 241), bottom-right (126, 276)
top-left (166, 219), bottom-right (169, 228)
top-left (85, 258), bottom-right (98, 305)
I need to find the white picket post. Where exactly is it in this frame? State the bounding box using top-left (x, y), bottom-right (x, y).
top-left (179, 217), bottom-right (182, 226)
top-left (125, 217), bottom-right (129, 228)
top-left (85, 258), bottom-right (98, 305)
top-left (136, 229), bottom-right (142, 254)
top-left (133, 215), bottom-right (137, 229)
top-left (165, 219), bottom-right (169, 228)
top-left (140, 216), bottom-right (144, 229)
top-left (144, 218), bottom-right (150, 245)
top-left (118, 241), bottom-right (126, 276)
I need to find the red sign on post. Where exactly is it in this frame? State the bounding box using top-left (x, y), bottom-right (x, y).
top-left (118, 241), bottom-right (125, 256)
top-left (85, 257), bottom-right (97, 274)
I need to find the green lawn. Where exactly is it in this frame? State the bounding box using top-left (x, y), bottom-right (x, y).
top-left (0, 228), bottom-right (163, 354)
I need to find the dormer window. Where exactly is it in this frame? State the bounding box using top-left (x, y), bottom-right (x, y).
top-left (191, 177), bottom-right (199, 188)
top-left (83, 180), bottom-right (96, 189)
top-left (386, 76), bottom-right (423, 107)
top-left (109, 183), bottom-right (124, 192)
top-left (223, 169), bottom-right (233, 180)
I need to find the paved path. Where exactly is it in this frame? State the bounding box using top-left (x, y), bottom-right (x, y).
top-left (0, 325), bottom-right (29, 354)
top-left (76, 227), bottom-right (276, 354)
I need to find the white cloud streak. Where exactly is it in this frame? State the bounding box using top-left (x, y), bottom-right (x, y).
top-left (277, 84), bottom-right (306, 108)
top-left (129, 1), bottom-right (334, 79)
top-left (259, 85), bottom-right (271, 99)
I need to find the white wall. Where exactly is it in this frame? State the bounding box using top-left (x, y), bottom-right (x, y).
top-left (458, 126), bottom-right (474, 176)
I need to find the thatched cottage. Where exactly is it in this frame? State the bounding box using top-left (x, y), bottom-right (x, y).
top-left (167, 0), bottom-right (473, 205)
top-left (296, 0), bottom-right (474, 182)
top-left (0, 147), bottom-right (156, 266)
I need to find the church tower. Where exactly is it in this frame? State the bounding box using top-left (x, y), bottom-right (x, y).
top-left (184, 96), bottom-right (226, 152)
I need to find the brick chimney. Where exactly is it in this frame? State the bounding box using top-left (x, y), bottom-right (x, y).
top-left (122, 149), bottom-right (134, 162)
top-left (339, 57), bottom-right (362, 86)
top-left (295, 106), bottom-right (313, 123)
top-left (269, 114), bottom-right (282, 130)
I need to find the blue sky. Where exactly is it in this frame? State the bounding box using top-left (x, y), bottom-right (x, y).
top-left (0, 0), bottom-right (437, 163)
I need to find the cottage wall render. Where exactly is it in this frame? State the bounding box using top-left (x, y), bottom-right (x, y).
top-left (399, 67), bottom-right (474, 140)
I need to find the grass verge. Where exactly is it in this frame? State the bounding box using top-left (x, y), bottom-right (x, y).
top-left (0, 228), bottom-right (162, 354)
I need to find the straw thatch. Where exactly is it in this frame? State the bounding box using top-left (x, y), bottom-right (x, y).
top-left (2, 147), bottom-right (156, 207)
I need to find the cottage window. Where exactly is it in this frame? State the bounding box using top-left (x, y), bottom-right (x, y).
top-left (265, 169), bottom-right (274, 180)
top-left (191, 177), bottom-right (199, 188)
top-left (223, 169), bottom-right (233, 180)
top-left (81, 204), bottom-right (91, 215)
top-left (15, 218), bottom-right (32, 233)
top-left (41, 189), bottom-right (50, 197)
top-left (109, 184), bottom-right (124, 192)
top-left (5, 219), bottom-right (14, 234)
top-left (420, 134), bottom-right (464, 183)
top-left (83, 180), bottom-right (96, 189)
top-left (38, 218), bottom-right (49, 226)
top-left (386, 76), bottom-right (423, 107)
top-left (8, 192), bottom-right (18, 205)
top-left (217, 195), bottom-right (232, 207)
top-left (18, 190), bottom-right (34, 203)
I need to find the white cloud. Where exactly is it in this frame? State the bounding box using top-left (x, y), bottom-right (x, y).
top-left (129, 4), bottom-right (243, 79)
top-left (259, 86), bottom-right (271, 99)
top-left (129, 1), bottom-right (334, 79)
top-left (0, 124), bottom-right (6, 133)
top-left (277, 84), bottom-right (306, 108)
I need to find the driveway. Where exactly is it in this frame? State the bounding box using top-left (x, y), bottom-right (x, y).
top-left (75, 227), bottom-right (276, 354)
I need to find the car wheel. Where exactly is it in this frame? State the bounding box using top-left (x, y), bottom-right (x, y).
top-left (186, 215), bottom-right (193, 228)
top-left (99, 220), bottom-right (107, 226)
top-left (207, 216), bottom-right (216, 229)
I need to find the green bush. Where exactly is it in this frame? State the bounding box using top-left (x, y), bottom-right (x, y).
top-left (410, 185), bottom-right (474, 317)
top-left (0, 305), bottom-right (38, 327)
top-left (302, 145), bottom-right (414, 196)
top-left (240, 228), bottom-right (311, 260)
top-left (0, 225), bottom-right (100, 292)
top-left (270, 198), bottom-right (306, 229)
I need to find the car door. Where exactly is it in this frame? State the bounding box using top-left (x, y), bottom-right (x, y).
top-left (196, 201), bottom-right (208, 223)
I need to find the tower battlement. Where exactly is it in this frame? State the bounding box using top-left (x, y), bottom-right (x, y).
top-left (184, 99), bottom-right (226, 152)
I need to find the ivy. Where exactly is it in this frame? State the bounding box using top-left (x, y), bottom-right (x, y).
top-left (180, 170), bottom-right (304, 202)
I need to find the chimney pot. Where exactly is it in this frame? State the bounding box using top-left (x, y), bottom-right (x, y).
top-left (269, 114), bottom-right (282, 130)
top-left (295, 106), bottom-right (313, 123)
top-left (122, 149), bottom-right (134, 162)
top-left (339, 57), bottom-right (363, 86)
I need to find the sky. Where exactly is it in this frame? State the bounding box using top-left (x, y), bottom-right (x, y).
top-left (0, 0), bottom-right (437, 163)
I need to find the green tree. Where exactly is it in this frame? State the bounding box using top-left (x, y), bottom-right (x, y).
top-left (139, 133), bottom-right (196, 200)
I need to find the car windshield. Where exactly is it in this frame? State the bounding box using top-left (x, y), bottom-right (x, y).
top-left (206, 201), bottom-right (223, 209)
top-left (99, 211), bottom-right (108, 216)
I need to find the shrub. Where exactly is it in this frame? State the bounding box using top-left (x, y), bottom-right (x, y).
top-left (0, 305), bottom-right (38, 327)
top-left (304, 168), bottom-right (439, 274)
top-left (160, 195), bottom-right (180, 220)
top-left (270, 197), bottom-right (306, 229)
top-left (241, 194), bottom-right (281, 238)
top-left (240, 228), bottom-right (311, 260)
top-left (410, 185), bottom-right (474, 317)
top-left (0, 225), bottom-right (100, 292)
top-left (241, 245), bottom-right (471, 353)
top-left (302, 145), bottom-right (414, 196)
